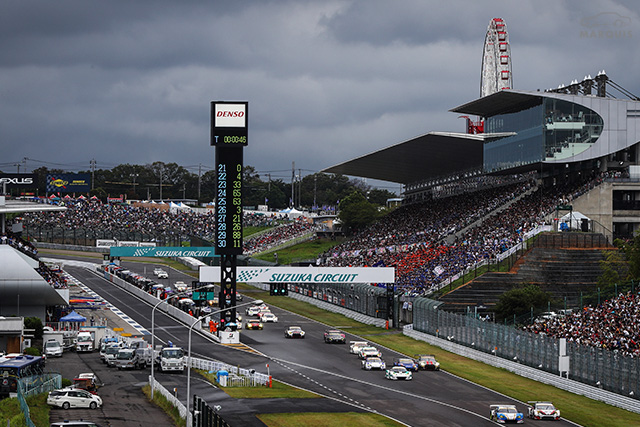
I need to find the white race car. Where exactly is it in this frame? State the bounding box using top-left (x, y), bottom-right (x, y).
top-left (490, 404), bottom-right (524, 424)
top-left (284, 326), bottom-right (305, 338)
top-left (362, 357), bottom-right (386, 370)
top-left (385, 366), bottom-right (412, 380)
top-left (349, 341), bottom-right (369, 354)
top-left (261, 313), bottom-right (278, 323)
top-left (358, 346), bottom-right (382, 359)
top-left (528, 401), bottom-right (560, 420)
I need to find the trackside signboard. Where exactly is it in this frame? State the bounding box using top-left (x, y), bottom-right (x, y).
top-left (200, 266), bottom-right (395, 284)
top-left (109, 246), bottom-right (216, 258)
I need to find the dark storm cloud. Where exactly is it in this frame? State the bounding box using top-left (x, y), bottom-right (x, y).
top-left (1, 0), bottom-right (639, 187)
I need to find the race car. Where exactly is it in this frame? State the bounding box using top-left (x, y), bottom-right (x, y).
top-left (385, 366), bottom-right (412, 380)
top-left (489, 404), bottom-right (524, 424)
top-left (244, 320), bottom-right (263, 330)
top-left (349, 341), bottom-right (369, 354)
top-left (415, 354), bottom-right (440, 371)
top-left (528, 401), bottom-right (560, 420)
top-left (358, 346), bottom-right (382, 359)
top-left (284, 326), bottom-right (305, 338)
top-left (393, 357), bottom-right (419, 371)
top-left (362, 357), bottom-right (386, 370)
top-left (261, 312), bottom-right (278, 323)
top-left (245, 305), bottom-right (263, 316)
top-left (324, 330), bottom-right (346, 344)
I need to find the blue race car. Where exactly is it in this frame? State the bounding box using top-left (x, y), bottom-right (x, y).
top-left (393, 357), bottom-right (419, 371)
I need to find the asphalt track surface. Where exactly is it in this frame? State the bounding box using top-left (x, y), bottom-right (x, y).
top-left (54, 256), bottom-right (578, 427)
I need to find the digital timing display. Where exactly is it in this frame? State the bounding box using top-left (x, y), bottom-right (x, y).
top-left (215, 147), bottom-right (243, 255)
top-left (211, 101), bottom-right (248, 146)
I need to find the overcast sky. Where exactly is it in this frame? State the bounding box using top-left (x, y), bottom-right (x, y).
top-left (2, 0), bottom-right (639, 189)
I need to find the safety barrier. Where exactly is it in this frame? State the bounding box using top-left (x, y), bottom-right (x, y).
top-left (148, 375), bottom-right (187, 420)
top-left (188, 356), bottom-right (270, 387)
top-left (404, 325), bottom-right (640, 414)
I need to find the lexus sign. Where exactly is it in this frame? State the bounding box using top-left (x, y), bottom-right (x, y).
top-left (0, 174), bottom-right (37, 189)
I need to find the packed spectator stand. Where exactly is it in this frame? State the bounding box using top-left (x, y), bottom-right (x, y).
top-left (523, 290), bottom-right (640, 358)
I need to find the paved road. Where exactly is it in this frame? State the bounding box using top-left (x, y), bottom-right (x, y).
top-left (46, 350), bottom-right (174, 427)
top-left (49, 256), bottom-right (579, 427)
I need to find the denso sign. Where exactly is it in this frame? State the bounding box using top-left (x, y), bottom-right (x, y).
top-left (214, 103), bottom-right (246, 128)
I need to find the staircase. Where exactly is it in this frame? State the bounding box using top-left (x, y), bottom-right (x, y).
top-left (438, 232), bottom-right (613, 314)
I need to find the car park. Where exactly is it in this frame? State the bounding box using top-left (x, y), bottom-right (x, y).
top-left (489, 404), bottom-right (524, 424)
top-left (527, 401), bottom-right (560, 420)
top-left (323, 330), bottom-right (346, 344)
top-left (362, 357), bottom-right (386, 370)
top-left (349, 341), bottom-right (369, 354)
top-left (44, 340), bottom-right (63, 358)
top-left (245, 320), bottom-right (263, 330)
top-left (284, 326), bottom-right (305, 338)
top-left (394, 357), bottom-right (419, 371)
top-left (261, 312), bottom-right (278, 323)
top-left (415, 354), bottom-right (440, 371)
top-left (385, 366), bottom-right (412, 381)
top-left (358, 346), bottom-right (382, 359)
top-left (47, 388), bottom-right (103, 409)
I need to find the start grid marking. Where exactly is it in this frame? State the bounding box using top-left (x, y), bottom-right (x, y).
top-left (64, 271), bottom-right (151, 336)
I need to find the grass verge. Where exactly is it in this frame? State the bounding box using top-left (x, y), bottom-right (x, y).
top-left (257, 412), bottom-right (403, 427)
top-left (142, 384), bottom-right (186, 427)
top-left (0, 393), bottom-right (50, 427)
top-left (195, 370), bottom-right (319, 398)
top-left (252, 288), bottom-right (640, 427)
top-left (252, 238), bottom-right (343, 264)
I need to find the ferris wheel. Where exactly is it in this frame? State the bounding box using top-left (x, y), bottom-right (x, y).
top-left (480, 17), bottom-right (512, 98)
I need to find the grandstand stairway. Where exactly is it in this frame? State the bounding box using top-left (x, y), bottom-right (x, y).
top-left (438, 232), bottom-right (613, 314)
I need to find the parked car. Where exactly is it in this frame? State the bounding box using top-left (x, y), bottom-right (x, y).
top-left (47, 388), bottom-right (102, 409)
top-left (44, 340), bottom-right (63, 358)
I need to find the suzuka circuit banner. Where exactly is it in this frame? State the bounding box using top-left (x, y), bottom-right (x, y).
top-left (110, 246), bottom-right (216, 258)
top-left (200, 266), bottom-right (395, 284)
top-left (46, 173), bottom-right (91, 193)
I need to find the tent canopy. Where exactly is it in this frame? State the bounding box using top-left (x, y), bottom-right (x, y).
top-left (60, 310), bottom-right (86, 322)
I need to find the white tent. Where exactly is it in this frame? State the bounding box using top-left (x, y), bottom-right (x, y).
top-left (287, 208), bottom-right (304, 219)
top-left (560, 211), bottom-right (590, 230)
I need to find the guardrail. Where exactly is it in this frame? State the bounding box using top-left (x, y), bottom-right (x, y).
top-left (148, 375), bottom-right (187, 420)
top-left (403, 325), bottom-right (640, 414)
top-left (188, 357), bottom-right (271, 387)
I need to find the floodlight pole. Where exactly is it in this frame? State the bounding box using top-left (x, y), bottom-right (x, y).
top-left (150, 283), bottom-right (215, 394)
top-left (186, 299), bottom-right (262, 426)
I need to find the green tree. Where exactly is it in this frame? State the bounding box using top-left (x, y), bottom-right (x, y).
top-left (493, 284), bottom-right (553, 321)
top-left (337, 191), bottom-right (380, 234)
top-left (24, 317), bottom-right (44, 339)
top-left (367, 188), bottom-right (397, 207)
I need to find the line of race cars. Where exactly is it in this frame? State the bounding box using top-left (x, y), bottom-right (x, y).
top-left (489, 401), bottom-right (561, 423)
top-left (348, 340), bottom-right (440, 381)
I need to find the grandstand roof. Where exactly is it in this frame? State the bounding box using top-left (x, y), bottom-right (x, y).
top-left (450, 90), bottom-right (542, 117)
top-left (0, 199), bottom-right (66, 215)
top-left (0, 246), bottom-right (68, 307)
top-left (322, 131), bottom-right (513, 185)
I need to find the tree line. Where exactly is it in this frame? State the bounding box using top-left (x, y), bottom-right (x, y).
top-left (16, 163), bottom-right (396, 211)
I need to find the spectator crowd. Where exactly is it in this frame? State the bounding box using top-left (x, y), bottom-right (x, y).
top-left (523, 290), bottom-right (640, 358)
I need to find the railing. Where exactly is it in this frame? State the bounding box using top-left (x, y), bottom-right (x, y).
top-left (148, 375), bottom-right (187, 420)
top-left (187, 357), bottom-right (271, 387)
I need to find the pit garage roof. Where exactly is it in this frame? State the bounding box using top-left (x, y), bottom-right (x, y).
top-left (322, 131), bottom-right (513, 185)
top-left (450, 89), bottom-right (542, 117)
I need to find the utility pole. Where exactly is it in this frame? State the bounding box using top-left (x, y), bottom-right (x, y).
top-left (22, 157), bottom-right (28, 173)
top-left (197, 163), bottom-right (202, 201)
top-left (298, 168), bottom-right (302, 209)
top-left (313, 174), bottom-right (317, 210)
top-left (14, 163), bottom-right (20, 173)
top-left (159, 165), bottom-right (164, 202)
top-left (291, 161), bottom-right (295, 207)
